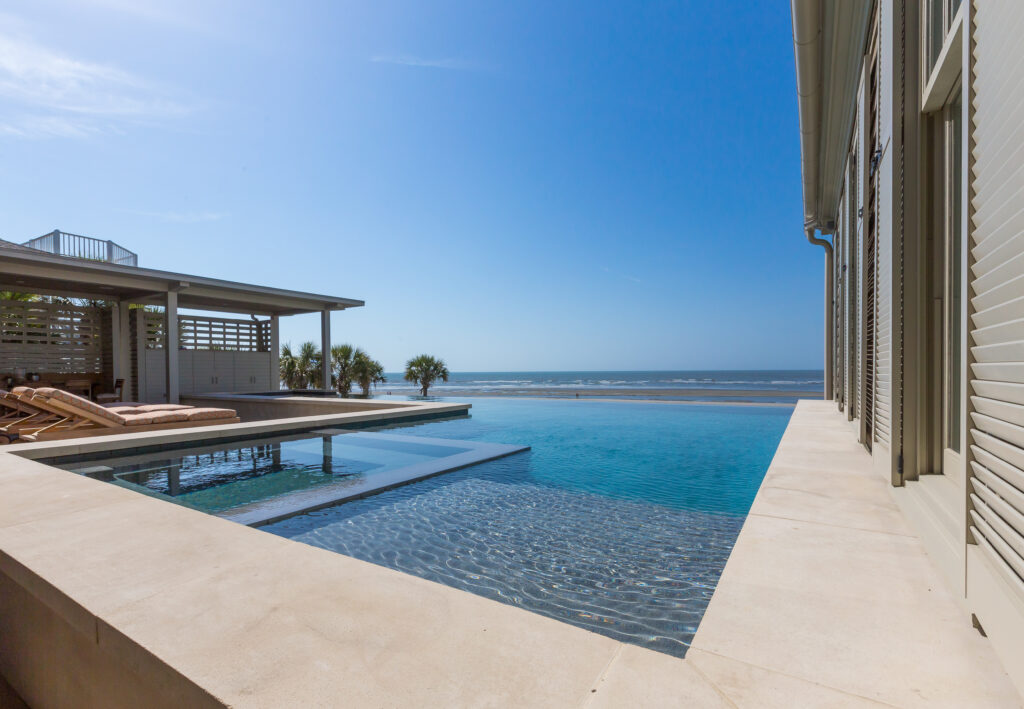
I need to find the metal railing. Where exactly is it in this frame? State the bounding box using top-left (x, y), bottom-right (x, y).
top-left (22, 230), bottom-right (138, 267)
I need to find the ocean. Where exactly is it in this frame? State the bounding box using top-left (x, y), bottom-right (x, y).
top-left (374, 369), bottom-right (823, 402)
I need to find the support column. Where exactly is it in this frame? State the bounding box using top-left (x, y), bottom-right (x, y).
top-left (118, 302), bottom-right (130, 398)
top-left (165, 291), bottom-right (179, 404)
top-left (110, 301), bottom-right (125, 391)
top-left (270, 315), bottom-right (280, 390)
top-left (320, 309), bottom-right (331, 391)
top-left (135, 310), bottom-right (147, 402)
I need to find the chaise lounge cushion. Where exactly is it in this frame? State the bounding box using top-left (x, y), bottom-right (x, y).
top-left (135, 404), bottom-right (193, 412)
top-left (183, 407), bottom-right (237, 421)
top-left (123, 411), bottom-right (190, 426)
top-left (35, 388), bottom-right (127, 425)
top-left (106, 406), bottom-right (144, 415)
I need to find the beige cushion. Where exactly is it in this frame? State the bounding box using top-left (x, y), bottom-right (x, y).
top-left (107, 406), bottom-right (144, 415)
top-left (123, 411), bottom-right (190, 426)
top-left (38, 388), bottom-right (127, 425)
top-left (184, 407), bottom-right (237, 421)
top-left (134, 404), bottom-right (192, 412)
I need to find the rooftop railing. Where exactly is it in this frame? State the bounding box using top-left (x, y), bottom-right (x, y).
top-left (22, 230), bottom-right (138, 267)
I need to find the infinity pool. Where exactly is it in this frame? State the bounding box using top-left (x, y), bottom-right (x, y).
top-left (264, 397), bottom-right (791, 657)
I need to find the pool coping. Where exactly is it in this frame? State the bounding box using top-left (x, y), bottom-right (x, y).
top-left (686, 400), bottom-right (1021, 707)
top-left (5, 399), bottom-right (472, 462)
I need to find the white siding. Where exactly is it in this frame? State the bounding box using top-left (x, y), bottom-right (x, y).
top-left (968, 0), bottom-right (1024, 601)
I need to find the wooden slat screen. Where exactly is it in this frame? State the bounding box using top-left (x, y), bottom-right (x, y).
top-left (142, 312), bottom-right (270, 352)
top-left (0, 300), bottom-right (105, 373)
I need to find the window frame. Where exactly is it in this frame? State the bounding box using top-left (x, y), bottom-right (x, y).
top-left (941, 87), bottom-right (964, 455)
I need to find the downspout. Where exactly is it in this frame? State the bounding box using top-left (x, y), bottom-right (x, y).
top-left (806, 225), bottom-right (834, 400)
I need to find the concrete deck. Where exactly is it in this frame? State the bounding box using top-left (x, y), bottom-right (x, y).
top-left (0, 399), bottom-right (1019, 707)
top-left (689, 400), bottom-right (1021, 707)
top-left (9, 399), bottom-right (471, 463)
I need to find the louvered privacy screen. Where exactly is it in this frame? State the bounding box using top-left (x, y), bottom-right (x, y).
top-left (139, 312), bottom-right (270, 352)
top-left (0, 300), bottom-right (106, 373)
top-left (968, 0), bottom-right (1024, 595)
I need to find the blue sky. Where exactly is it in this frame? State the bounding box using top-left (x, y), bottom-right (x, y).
top-left (0, 0), bottom-right (822, 372)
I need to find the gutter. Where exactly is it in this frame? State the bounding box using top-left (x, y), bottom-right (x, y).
top-left (792, 0), bottom-right (822, 228)
top-left (793, 0), bottom-right (834, 401)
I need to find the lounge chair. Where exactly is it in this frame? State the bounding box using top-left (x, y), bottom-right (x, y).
top-left (0, 389), bottom-right (68, 437)
top-left (0, 391), bottom-right (35, 432)
top-left (10, 388), bottom-right (239, 442)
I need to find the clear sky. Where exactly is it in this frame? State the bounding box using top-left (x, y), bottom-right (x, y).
top-left (0, 0), bottom-right (823, 373)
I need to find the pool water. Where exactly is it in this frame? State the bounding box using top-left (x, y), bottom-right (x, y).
top-left (264, 398), bottom-right (791, 657)
top-left (63, 432), bottom-right (473, 514)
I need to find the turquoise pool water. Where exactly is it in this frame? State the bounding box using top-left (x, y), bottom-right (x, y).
top-left (61, 432), bottom-right (474, 514)
top-left (265, 398), bottom-right (791, 656)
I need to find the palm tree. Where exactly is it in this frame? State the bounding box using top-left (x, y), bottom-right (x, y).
top-left (353, 351), bottom-right (387, 397)
top-left (279, 343), bottom-right (300, 389)
top-left (0, 291), bottom-right (38, 301)
top-left (404, 354), bottom-right (449, 397)
top-left (330, 344), bottom-right (359, 396)
top-left (297, 341), bottom-right (322, 389)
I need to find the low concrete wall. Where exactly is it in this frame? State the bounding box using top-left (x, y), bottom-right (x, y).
top-left (181, 393), bottom-right (419, 422)
top-left (0, 555), bottom-right (220, 709)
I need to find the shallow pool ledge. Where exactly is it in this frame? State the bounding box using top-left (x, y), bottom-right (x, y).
top-left (690, 399), bottom-right (1022, 707)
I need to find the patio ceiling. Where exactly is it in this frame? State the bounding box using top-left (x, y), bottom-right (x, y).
top-left (0, 241), bottom-right (363, 316)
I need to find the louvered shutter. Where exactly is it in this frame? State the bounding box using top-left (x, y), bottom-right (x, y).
top-left (843, 189), bottom-right (851, 409)
top-left (848, 155), bottom-right (859, 419)
top-left (856, 98), bottom-right (865, 423)
top-left (968, 0), bottom-right (1024, 595)
top-left (875, 171), bottom-right (892, 447)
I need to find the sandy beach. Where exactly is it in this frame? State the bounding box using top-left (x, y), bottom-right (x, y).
top-left (380, 387), bottom-right (821, 402)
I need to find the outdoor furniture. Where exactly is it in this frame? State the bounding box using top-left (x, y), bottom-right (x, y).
top-left (8, 388), bottom-right (239, 443)
top-left (0, 390), bottom-right (47, 428)
top-left (95, 379), bottom-right (124, 404)
top-left (0, 388), bottom-right (72, 443)
top-left (64, 379), bottom-right (94, 400)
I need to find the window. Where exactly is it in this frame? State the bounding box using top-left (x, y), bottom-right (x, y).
top-left (923, 83), bottom-right (963, 468)
top-left (926, 0), bottom-right (963, 75)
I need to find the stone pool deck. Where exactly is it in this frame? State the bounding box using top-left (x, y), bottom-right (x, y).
top-left (0, 400), bottom-right (1020, 706)
top-left (686, 400), bottom-right (1020, 707)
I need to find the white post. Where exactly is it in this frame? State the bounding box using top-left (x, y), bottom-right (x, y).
top-left (135, 310), bottom-right (147, 402)
top-left (320, 309), bottom-right (331, 391)
top-left (165, 291), bottom-right (179, 404)
top-left (119, 303), bottom-right (131, 399)
top-left (110, 301), bottom-right (130, 395)
top-left (111, 301), bottom-right (123, 385)
top-left (270, 315), bottom-right (280, 390)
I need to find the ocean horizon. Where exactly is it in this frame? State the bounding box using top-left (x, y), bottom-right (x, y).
top-left (374, 369), bottom-right (824, 400)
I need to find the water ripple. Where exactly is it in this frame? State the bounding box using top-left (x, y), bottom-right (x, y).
top-left (265, 457), bottom-right (744, 657)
